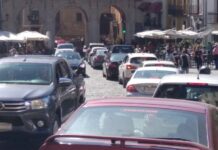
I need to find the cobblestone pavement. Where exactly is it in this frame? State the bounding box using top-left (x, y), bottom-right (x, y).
top-left (84, 63), bottom-right (126, 100)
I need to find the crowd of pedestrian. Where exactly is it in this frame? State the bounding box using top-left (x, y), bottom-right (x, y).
top-left (133, 39), bottom-right (218, 72)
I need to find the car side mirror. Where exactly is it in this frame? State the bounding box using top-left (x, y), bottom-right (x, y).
top-left (59, 77), bottom-right (72, 86)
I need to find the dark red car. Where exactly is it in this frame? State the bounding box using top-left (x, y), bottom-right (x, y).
top-left (40, 97), bottom-right (217, 150)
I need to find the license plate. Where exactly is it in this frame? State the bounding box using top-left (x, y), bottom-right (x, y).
top-left (0, 123), bottom-right (12, 132)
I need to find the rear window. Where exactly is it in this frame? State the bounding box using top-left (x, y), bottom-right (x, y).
top-left (145, 64), bottom-right (175, 68)
top-left (110, 54), bottom-right (126, 62)
top-left (154, 84), bottom-right (218, 106)
top-left (112, 46), bottom-right (134, 53)
top-left (131, 57), bottom-right (157, 64)
top-left (63, 106), bottom-right (207, 146)
top-left (134, 70), bottom-right (177, 79)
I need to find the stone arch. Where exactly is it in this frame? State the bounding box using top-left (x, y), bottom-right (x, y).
top-left (54, 5), bottom-right (88, 45)
top-left (99, 4), bottom-right (126, 44)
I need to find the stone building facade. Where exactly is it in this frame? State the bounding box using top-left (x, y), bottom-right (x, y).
top-left (1, 0), bottom-right (167, 48)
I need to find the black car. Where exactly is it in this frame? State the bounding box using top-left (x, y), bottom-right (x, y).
top-left (109, 45), bottom-right (134, 54)
top-left (102, 53), bottom-right (127, 80)
top-left (55, 50), bottom-right (86, 76)
top-left (0, 55), bottom-right (85, 139)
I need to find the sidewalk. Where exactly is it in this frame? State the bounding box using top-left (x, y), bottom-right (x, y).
top-left (189, 68), bottom-right (218, 75)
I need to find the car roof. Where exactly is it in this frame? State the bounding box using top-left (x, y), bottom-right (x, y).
top-left (159, 74), bottom-right (218, 85)
top-left (136, 66), bottom-right (179, 72)
top-left (0, 55), bottom-right (62, 64)
top-left (143, 60), bottom-right (175, 65)
top-left (57, 43), bottom-right (73, 46)
top-left (91, 47), bottom-right (107, 50)
top-left (89, 43), bottom-right (104, 46)
top-left (84, 97), bottom-right (215, 113)
top-left (128, 53), bottom-right (157, 58)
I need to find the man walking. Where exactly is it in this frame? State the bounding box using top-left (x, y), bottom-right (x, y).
top-left (180, 49), bottom-right (190, 73)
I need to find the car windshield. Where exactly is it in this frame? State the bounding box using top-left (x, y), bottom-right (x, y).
top-left (110, 54), bottom-right (126, 62)
top-left (131, 57), bottom-right (157, 64)
top-left (112, 46), bottom-right (134, 53)
top-left (62, 106), bottom-right (207, 146)
top-left (155, 84), bottom-right (218, 105)
top-left (134, 70), bottom-right (177, 79)
top-left (0, 63), bottom-right (52, 85)
top-left (58, 44), bottom-right (74, 49)
top-left (56, 52), bottom-right (81, 60)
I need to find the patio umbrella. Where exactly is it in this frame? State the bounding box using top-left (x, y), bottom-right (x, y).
top-left (0, 31), bottom-right (24, 42)
top-left (17, 31), bottom-right (49, 41)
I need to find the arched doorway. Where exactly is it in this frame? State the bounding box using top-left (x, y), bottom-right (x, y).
top-left (55, 7), bottom-right (87, 49)
top-left (100, 6), bottom-right (126, 44)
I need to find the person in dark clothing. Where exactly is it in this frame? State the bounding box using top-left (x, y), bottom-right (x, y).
top-left (180, 49), bottom-right (190, 73)
top-left (195, 48), bottom-right (203, 70)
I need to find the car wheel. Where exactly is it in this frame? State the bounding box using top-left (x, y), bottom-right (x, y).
top-left (118, 74), bottom-right (122, 84)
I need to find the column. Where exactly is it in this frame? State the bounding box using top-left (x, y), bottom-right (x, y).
top-left (162, 0), bottom-right (168, 29)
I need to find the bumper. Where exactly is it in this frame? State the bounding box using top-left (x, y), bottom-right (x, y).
top-left (0, 109), bottom-right (54, 136)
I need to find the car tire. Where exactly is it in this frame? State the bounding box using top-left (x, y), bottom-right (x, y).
top-left (118, 75), bottom-right (122, 84)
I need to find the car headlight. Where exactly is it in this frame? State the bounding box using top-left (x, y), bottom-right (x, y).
top-left (80, 63), bottom-right (85, 68)
top-left (25, 98), bottom-right (48, 110)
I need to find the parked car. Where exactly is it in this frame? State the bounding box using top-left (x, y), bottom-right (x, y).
top-left (0, 55), bottom-right (85, 139)
top-left (85, 43), bottom-right (105, 60)
top-left (54, 48), bottom-right (75, 55)
top-left (126, 67), bottom-right (179, 96)
top-left (102, 53), bottom-right (127, 80)
top-left (40, 97), bottom-right (216, 150)
top-left (90, 48), bottom-right (108, 68)
top-left (153, 74), bottom-right (218, 106)
top-left (56, 43), bottom-right (74, 51)
top-left (87, 47), bottom-right (108, 65)
top-left (55, 50), bottom-right (86, 76)
top-left (109, 44), bottom-right (134, 53)
top-left (142, 60), bottom-right (176, 68)
top-left (118, 53), bottom-right (157, 87)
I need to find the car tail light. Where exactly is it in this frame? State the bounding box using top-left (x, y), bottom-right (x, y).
top-left (187, 83), bottom-right (208, 86)
top-left (126, 65), bottom-right (137, 70)
top-left (127, 85), bottom-right (137, 92)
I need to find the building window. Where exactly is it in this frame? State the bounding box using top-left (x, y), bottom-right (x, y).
top-left (76, 13), bottom-right (82, 22)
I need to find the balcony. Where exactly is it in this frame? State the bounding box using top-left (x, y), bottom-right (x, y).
top-left (168, 5), bottom-right (184, 17)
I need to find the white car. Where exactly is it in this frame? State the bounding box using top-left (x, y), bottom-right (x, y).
top-left (153, 74), bottom-right (218, 106)
top-left (126, 67), bottom-right (179, 97)
top-left (118, 53), bottom-right (157, 88)
top-left (56, 43), bottom-right (74, 50)
top-left (143, 60), bottom-right (176, 68)
top-left (54, 48), bottom-right (75, 55)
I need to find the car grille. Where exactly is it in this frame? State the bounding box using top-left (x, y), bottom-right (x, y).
top-left (0, 101), bottom-right (27, 112)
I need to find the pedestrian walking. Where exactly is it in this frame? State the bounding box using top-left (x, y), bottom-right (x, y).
top-left (179, 49), bottom-right (190, 73)
top-left (194, 47), bottom-right (203, 70)
top-left (165, 49), bottom-right (175, 62)
top-left (212, 43), bottom-right (218, 70)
